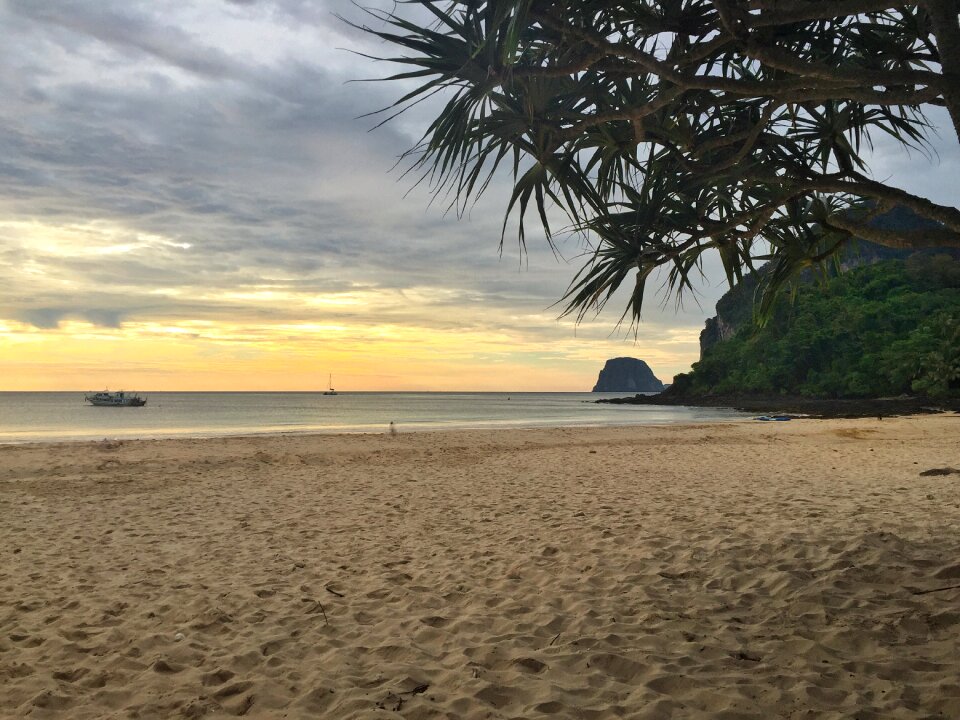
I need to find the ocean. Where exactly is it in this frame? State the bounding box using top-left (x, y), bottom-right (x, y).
top-left (0, 392), bottom-right (746, 444)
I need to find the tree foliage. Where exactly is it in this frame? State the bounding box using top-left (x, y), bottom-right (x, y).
top-left (355, 0), bottom-right (960, 322)
top-left (674, 255), bottom-right (960, 398)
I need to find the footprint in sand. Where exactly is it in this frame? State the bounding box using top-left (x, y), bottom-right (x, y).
top-left (30, 690), bottom-right (73, 710)
top-left (151, 658), bottom-right (183, 674)
top-left (511, 657), bottom-right (547, 673)
top-left (213, 680), bottom-right (254, 700)
top-left (52, 668), bottom-right (88, 683)
top-left (420, 616), bottom-right (450, 628)
top-left (202, 668), bottom-right (236, 686)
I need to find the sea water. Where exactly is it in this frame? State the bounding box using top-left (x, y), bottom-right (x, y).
top-left (0, 392), bottom-right (746, 444)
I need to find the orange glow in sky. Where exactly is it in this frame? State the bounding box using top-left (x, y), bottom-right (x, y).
top-left (0, 217), bottom-right (705, 391)
top-left (0, 316), bottom-right (699, 391)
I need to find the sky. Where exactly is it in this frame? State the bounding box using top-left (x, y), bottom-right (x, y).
top-left (0, 0), bottom-right (957, 391)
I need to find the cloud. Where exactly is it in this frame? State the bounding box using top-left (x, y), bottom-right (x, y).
top-left (12, 307), bottom-right (125, 329)
top-left (2, 0), bottom-right (956, 389)
top-left (7, 0), bottom-right (253, 83)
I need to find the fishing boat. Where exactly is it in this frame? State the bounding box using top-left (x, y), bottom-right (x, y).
top-left (85, 390), bottom-right (147, 407)
top-left (323, 374), bottom-right (337, 396)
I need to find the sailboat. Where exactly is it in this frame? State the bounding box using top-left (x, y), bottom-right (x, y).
top-left (323, 374), bottom-right (337, 396)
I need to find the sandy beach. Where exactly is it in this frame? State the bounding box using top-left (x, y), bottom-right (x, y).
top-left (2, 416), bottom-right (959, 719)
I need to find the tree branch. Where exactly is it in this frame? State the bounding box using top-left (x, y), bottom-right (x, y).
top-left (526, 10), bottom-right (942, 107)
top-left (743, 40), bottom-right (944, 90)
top-left (740, 171), bottom-right (960, 233)
top-left (747, 0), bottom-right (903, 27)
top-left (824, 214), bottom-right (960, 247)
top-left (920, 0), bottom-right (960, 141)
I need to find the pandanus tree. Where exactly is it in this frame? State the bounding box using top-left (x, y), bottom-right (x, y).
top-left (353, 0), bottom-right (960, 322)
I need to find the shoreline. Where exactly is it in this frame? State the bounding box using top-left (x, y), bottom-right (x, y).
top-left (3, 417), bottom-right (959, 718)
top-left (0, 415), bottom-right (754, 449)
top-left (597, 392), bottom-right (960, 418)
top-left (0, 410), bottom-right (751, 447)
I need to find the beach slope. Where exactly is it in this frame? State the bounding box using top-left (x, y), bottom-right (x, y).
top-left (2, 417), bottom-right (959, 718)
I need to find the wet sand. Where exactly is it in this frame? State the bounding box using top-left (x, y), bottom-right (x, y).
top-left (2, 416), bottom-right (959, 719)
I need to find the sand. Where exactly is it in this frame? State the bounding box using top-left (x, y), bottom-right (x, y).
top-left (1, 415), bottom-right (959, 719)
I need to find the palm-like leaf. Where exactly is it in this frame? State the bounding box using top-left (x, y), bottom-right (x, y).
top-left (354, 0), bottom-right (960, 326)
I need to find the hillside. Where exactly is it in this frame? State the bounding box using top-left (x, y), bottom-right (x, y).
top-left (673, 254), bottom-right (960, 399)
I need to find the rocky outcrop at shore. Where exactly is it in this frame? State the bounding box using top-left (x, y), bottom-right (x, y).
top-left (595, 391), bottom-right (960, 419)
top-left (592, 357), bottom-right (665, 393)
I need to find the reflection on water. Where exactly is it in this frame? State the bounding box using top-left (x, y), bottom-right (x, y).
top-left (0, 392), bottom-right (746, 444)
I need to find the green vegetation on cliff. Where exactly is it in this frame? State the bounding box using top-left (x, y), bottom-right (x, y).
top-left (674, 255), bottom-right (960, 399)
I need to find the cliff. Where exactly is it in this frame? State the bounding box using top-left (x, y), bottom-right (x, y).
top-left (592, 358), bottom-right (665, 393)
top-left (699, 271), bottom-right (761, 359)
top-left (699, 208), bottom-right (960, 358)
top-left (680, 257), bottom-right (960, 398)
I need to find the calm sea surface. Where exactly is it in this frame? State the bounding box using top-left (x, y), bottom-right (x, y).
top-left (0, 392), bottom-right (747, 444)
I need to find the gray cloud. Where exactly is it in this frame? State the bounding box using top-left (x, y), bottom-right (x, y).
top-left (1, 0), bottom-right (953, 384)
top-left (12, 307), bottom-right (125, 329)
top-left (7, 0), bottom-right (250, 82)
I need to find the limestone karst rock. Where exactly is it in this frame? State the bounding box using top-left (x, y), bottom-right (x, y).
top-left (592, 358), bottom-right (665, 393)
